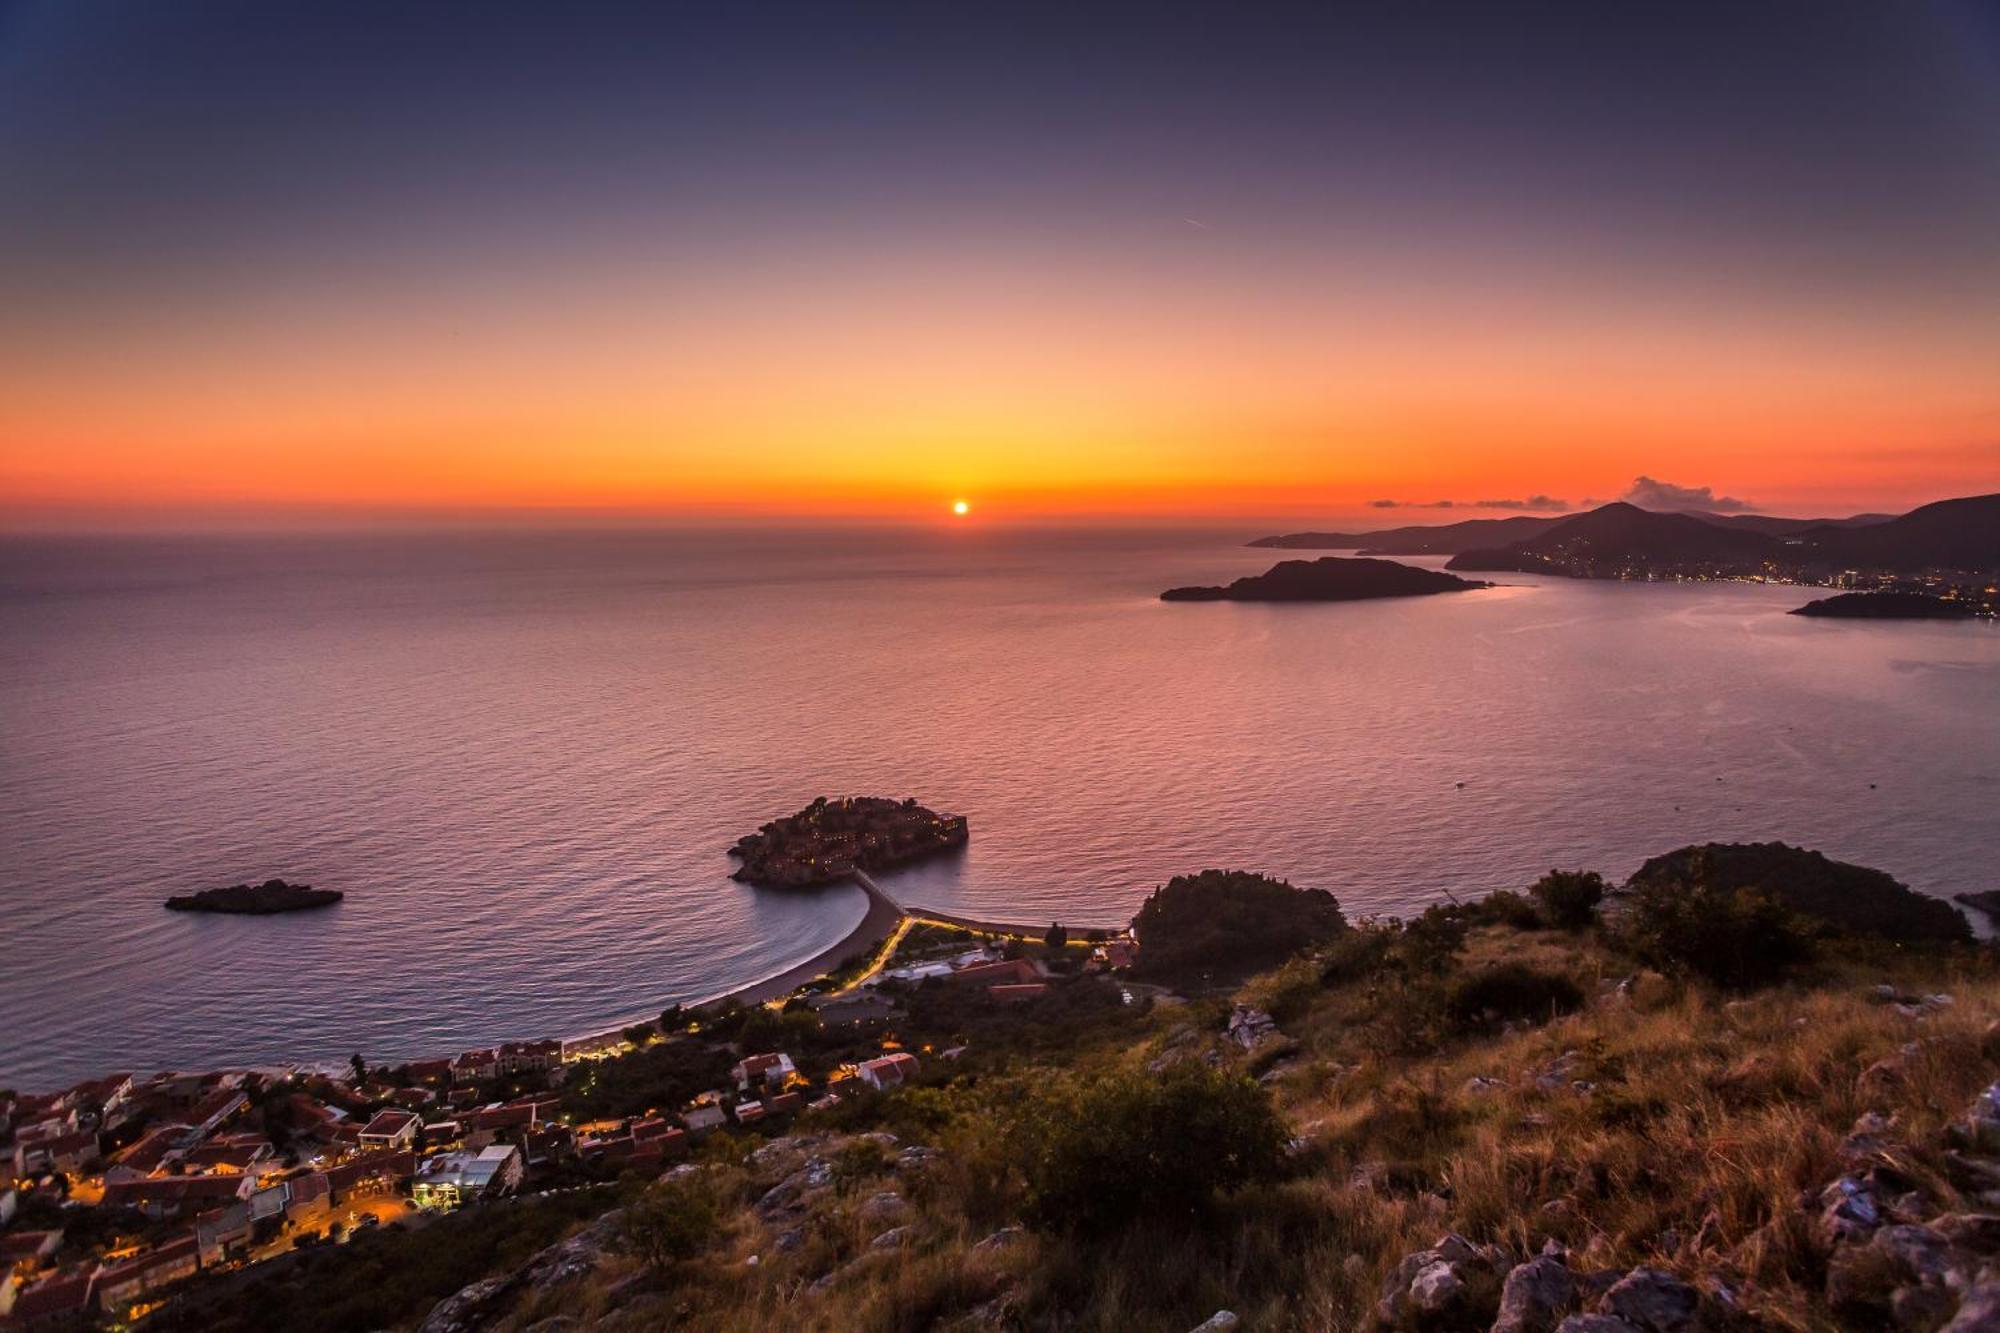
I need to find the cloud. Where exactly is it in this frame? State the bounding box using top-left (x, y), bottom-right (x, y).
top-left (1372, 495), bottom-right (1568, 511)
top-left (1621, 475), bottom-right (1754, 513)
top-left (1473, 495), bottom-right (1569, 511)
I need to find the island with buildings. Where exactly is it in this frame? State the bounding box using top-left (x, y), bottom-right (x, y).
top-left (163, 880), bottom-right (343, 915)
top-left (1161, 555), bottom-right (1489, 603)
top-left (729, 796), bottom-right (969, 888)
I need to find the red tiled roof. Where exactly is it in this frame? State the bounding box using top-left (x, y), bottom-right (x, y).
top-left (360, 1109), bottom-right (418, 1137)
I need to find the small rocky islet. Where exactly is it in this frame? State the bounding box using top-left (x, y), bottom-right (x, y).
top-left (729, 796), bottom-right (969, 888)
top-left (163, 878), bottom-right (344, 914)
top-left (1162, 555), bottom-right (1491, 603)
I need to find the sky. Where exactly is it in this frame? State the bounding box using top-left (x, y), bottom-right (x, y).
top-left (1, 1), bottom-right (1996, 529)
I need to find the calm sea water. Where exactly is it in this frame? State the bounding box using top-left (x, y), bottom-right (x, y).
top-left (3, 527), bottom-right (1997, 1090)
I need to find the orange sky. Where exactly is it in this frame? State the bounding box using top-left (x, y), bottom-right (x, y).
top-left (4, 238), bottom-right (1994, 527)
top-left (2, 4), bottom-right (1996, 530)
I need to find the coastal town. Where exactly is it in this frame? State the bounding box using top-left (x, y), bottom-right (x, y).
top-left (0, 898), bottom-right (1139, 1329)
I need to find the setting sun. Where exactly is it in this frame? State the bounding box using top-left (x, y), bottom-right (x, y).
top-left (952, 500), bottom-right (970, 516)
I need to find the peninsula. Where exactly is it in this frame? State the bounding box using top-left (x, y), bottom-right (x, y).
top-left (163, 878), bottom-right (343, 914)
top-left (1790, 591), bottom-right (1975, 620)
top-left (729, 796), bottom-right (969, 888)
top-left (1162, 555), bottom-right (1490, 603)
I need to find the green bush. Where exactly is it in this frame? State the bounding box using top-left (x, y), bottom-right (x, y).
top-left (1529, 869), bottom-right (1606, 929)
top-left (622, 1172), bottom-right (722, 1268)
top-left (1446, 963), bottom-right (1584, 1032)
top-left (1131, 870), bottom-right (1346, 988)
top-left (1623, 878), bottom-right (1814, 990)
top-left (1470, 889), bottom-right (1544, 930)
top-left (1018, 1063), bottom-right (1288, 1234)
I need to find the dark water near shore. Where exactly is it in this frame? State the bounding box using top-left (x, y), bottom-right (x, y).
top-left (3, 527), bottom-right (1997, 1090)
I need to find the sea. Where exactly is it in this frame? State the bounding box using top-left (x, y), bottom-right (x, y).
top-left (3, 526), bottom-right (1997, 1090)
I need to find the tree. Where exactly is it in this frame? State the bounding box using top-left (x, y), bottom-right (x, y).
top-left (1530, 869), bottom-right (1606, 930)
top-left (1131, 870), bottom-right (1346, 987)
top-left (658, 1004), bottom-right (687, 1032)
top-left (1017, 1062), bottom-right (1288, 1234)
top-left (622, 1173), bottom-right (720, 1268)
top-left (1623, 865), bottom-right (1813, 990)
top-left (349, 1053), bottom-right (367, 1085)
top-left (1044, 922), bottom-right (1068, 949)
top-left (621, 1024), bottom-right (655, 1049)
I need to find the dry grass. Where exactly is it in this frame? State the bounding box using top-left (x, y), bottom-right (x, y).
top-left (486, 924), bottom-right (2000, 1331)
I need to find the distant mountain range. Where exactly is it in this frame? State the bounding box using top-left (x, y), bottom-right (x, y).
top-left (1250, 508), bottom-right (1897, 555)
top-left (1251, 493), bottom-right (1998, 576)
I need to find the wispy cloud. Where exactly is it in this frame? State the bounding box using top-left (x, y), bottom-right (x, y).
top-left (1370, 495), bottom-right (1568, 511)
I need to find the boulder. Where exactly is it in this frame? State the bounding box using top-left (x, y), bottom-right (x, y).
top-left (1556, 1318), bottom-right (1642, 1333)
top-left (869, 1225), bottom-right (913, 1250)
top-left (419, 1277), bottom-right (515, 1333)
top-left (1819, 1175), bottom-right (1883, 1245)
top-left (1871, 1223), bottom-right (1952, 1286)
top-left (1941, 1269), bottom-right (2000, 1331)
top-left (1597, 1267), bottom-right (1701, 1332)
top-left (857, 1191), bottom-right (907, 1223)
top-left (1189, 1313), bottom-right (1240, 1332)
top-left (1494, 1254), bottom-right (1576, 1333)
top-left (975, 1226), bottom-right (1025, 1252)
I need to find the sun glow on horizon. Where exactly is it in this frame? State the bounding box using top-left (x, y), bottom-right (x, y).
top-left (952, 500), bottom-right (971, 516)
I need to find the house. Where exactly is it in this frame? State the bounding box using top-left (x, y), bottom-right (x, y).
top-left (421, 1119), bottom-right (463, 1147)
top-left (497, 1040), bottom-right (562, 1074)
top-left (947, 958), bottom-right (1042, 987)
top-left (450, 1050), bottom-right (498, 1083)
top-left (5, 1271), bottom-right (95, 1328)
top-left (410, 1145), bottom-right (521, 1211)
top-left (729, 1052), bottom-right (796, 1092)
top-left (324, 1148), bottom-right (414, 1201)
top-left (681, 1105), bottom-right (726, 1135)
top-left (404, 1058), bottom-right (453, 1085)
top-left (988, 983), bottom-right (1048, 1003)
top-left (357, 1109), bottom-right (420, 1151)
top-left (857, 1052), bottom-right (920, 1090)
top-left (0, 1229), bottom-right (61, 1270)
top-left (92, 1234), bottom-right (200, 1312)
top-left (180, 1137), bottom-right (272, 1177)
top-left (100, 1174), bottom-right (252, 1220)
top-left (65, 1074), bottom-right (134, 1117)
top-left (17, 1131), bottom-right (98, 1178)
top-left (1094, 939), bottom-right (1139, 970)
top-left (766, 1091), bottom-right (803, 1115)
top-left (106, 1125), bottom-right (189, 1183)
top-left (183, 1088), bottom-right (246, 1137)
top-left (284, 1172), bottom-right (332, 1227)
top-left (193, 1202), bottom-right (254, 1264)
top-left (732, 1100), bottom-right (766, 1125)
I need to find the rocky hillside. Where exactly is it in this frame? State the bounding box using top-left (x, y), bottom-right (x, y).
top-left (151, 860), bottom-right (2000, 1332)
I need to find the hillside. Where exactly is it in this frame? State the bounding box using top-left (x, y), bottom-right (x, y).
top-left (1447, 503), bottom-right (1780, 573)
top-left (114, 849), bottom-right (2000, 1333)
top-left (1249, 516), bottom-right (1564, 554)
top-left (1791, 493), bottom-right (2000, 573)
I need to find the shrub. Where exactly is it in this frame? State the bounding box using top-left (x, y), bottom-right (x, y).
top-left (1018, 1063), bottom-right (1288, 1234)
top-left (1627, 842), bottom-right (1969, 944)
top-left (1529, 869), bottom-right (1606, 930)
top-left (1471, 889), bottom-right (1544, 930)
top-left (1393, 904), bottom-right (1468, 975)
top-left (1623, 877), bottom-right (1813, 990)
top-left (1131, 870), bottom-right (1346, 987)
top-left (622, 1172), bottom-right (721, 1268)
top-left (1446, 963), bottom-right (1584, 1032)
